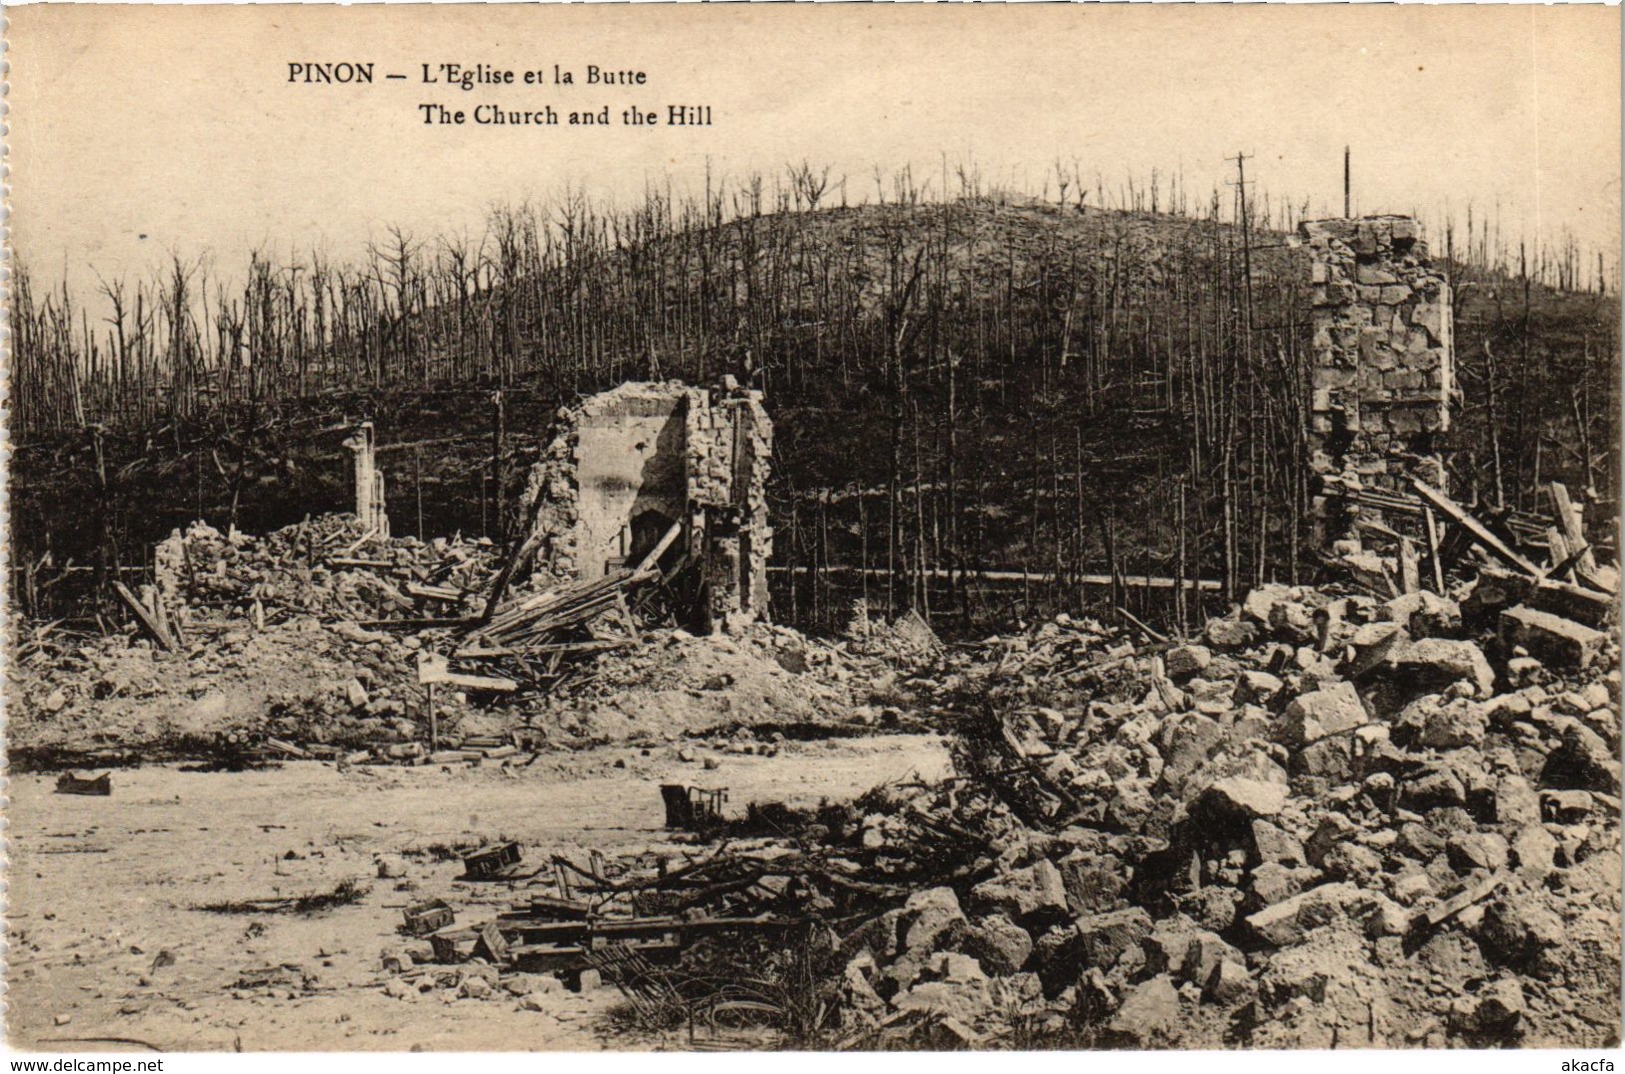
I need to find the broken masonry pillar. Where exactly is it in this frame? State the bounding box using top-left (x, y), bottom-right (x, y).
top-left (343, 422), bottom-right (390, 537)
top-left (1300, 216), bottom-right (1453, 548)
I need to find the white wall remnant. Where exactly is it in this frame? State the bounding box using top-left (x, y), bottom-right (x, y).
top-left (517, 378), bottom-right (773, 631)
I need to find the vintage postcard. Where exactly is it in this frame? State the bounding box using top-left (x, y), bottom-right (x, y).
top-left (4, 2), bottom-right (1621, 1056)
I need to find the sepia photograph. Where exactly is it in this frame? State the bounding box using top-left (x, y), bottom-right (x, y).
top-left (4, 2), bottom-right (1622, 1056)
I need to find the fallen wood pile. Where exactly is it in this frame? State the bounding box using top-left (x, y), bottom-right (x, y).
top-left (1324, 476), bottom-right (1619, 604)
top-left (448, 569), bottom-right (652, 694)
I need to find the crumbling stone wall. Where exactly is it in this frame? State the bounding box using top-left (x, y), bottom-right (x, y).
top-left (518, 378), bottom-right (773, 628)
top-left (1303, 216), bottom-right (1453, 535)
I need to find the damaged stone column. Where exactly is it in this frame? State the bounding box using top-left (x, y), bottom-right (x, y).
top-left (516, 378), bottom-right (773, 632)
top-left (343, 422), bottom-right (390, 537)
top-left (1302, 216), bottom-right (1453, 543)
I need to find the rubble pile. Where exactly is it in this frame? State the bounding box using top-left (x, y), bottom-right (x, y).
top-left (9, 513), bottom-right (888, 766)
top-left (366, 780), bottom-right (1028, 1046)
top-left (873, 580), bottom-right (1621, 1048)
top-left (528, 622), bottom-right (900, 745)
top-left (154, 515), bottom-right (501, 624)
top-left (358, 573), bottom-right (1619, 1049)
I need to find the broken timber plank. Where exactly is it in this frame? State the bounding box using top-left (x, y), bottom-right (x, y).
top-left (1411, 478), bottom-right (1542, 577)
top-left (1546, 527), bottom-right (1571, 569)
top-left (1423, 506), bottom-right (1447, 595)
top-left (405, 582), bottom-right (464, 603)
top-left (1550, 482), bottom-right (1599, 577)
top-left (113, 582), bottom-right (175, 651)
top-left (1399, 538), bottom-right (1421, 594)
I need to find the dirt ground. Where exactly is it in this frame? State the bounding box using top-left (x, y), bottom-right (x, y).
top-left (6, 734), bottom-right (951, 1052)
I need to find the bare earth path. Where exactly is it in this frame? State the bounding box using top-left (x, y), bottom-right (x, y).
top-left (7, 734), bottom-right (951, 1052)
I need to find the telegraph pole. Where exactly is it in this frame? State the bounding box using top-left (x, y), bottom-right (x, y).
top-left (1228, 152), bottom-right (1256, 331)
top-left (1344, 146), bottom-right (1352, 217)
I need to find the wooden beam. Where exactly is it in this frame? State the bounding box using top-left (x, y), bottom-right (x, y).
top-left (1411, 478), bottom-right (1542, 577)
top-left (418, 652), bottom-right (518, 692)
top-left (1546, 527), bottom-right (1573, 576)
top-left (113, 582), bottom-right (175, 651)
top-left (1422, 506), bottom-right (1447, 595)
top-left (1550, 482), bottom-right (1599, 576)
top-left (768, 565), bottom-right (1223, 591)
top-left (631, 519), bottom-right (684, 576)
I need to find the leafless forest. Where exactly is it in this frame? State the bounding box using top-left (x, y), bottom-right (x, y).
top-left (11, 165), bottom-right (1619, 633)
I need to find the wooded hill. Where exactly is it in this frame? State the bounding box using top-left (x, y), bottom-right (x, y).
top-left (11, 188), bottom-right (1618, 634)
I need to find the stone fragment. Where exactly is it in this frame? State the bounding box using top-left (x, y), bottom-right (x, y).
top-left (971, 859), bottom-right (1069, 926)
top-left (1277, 681), bottom-right (1368, 746)
top-left (1418, 697), bottom-right (1489, 749)
top-left (958, 914), bottom-right (1033, 977)
top-left (893, 976), bottom-right (993, 1026)
top-left (1382, 591), bottom-right (1462, 638)
top-left (1509, 825), bottom-right (1558, 879)
top-left (1165, 644), bottom-right (1212, 680)
top-left (1542, 723), bottom-right (1622, 794)
top-left (1445, 832), bottom-right (1509, 874)
top-left (1322, 842), bottom-right (1383, 883)
top-left (1058, 853), bottom-right (1127, 914)
top-left (1199, 777), bottom-right (1288, 819)
top-left (1205, 617), bottom-right (1258, 650)
top-left (900, 887), bottom-right (967, 953)
top-left (1104, 975), bottom-right (1182, 1047)
top-left (1159, 714), bottom-right (1226, 792)
top-left (1390, 638), bottom-right (1495, 697)
top-left (1472, 978), bottom-right (1526, 1029)
top-left (1250, 820), bottom-right (1307, 867)
top-left (1235, 671), bottom-right (1285, 705)
top-left (1477, 895), bottom-right (1566, 978)
top-left (1245, 882), bottom-right (1361, 946)
top-left (1072, 907), bottom-right (1154, 969)
top-left (1492, 774), bottom-right (1542, 826)
top-left (1500, 606), bottom-right (1607, 670)
top-left (1247, 861), bottom-right (1312, 912)
top-left (1400, 769), bottom-right (1466, 811)
top-left (1204, 959), bottom-right (1253, 1004)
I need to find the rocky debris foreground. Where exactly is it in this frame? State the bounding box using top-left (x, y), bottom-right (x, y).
top-left (7, 509), bottom-right (1621, 1049)
top-left (819, 581), bottom-right (1620, 1048)
top-left (367, 579), bottom-right (1620, 1051)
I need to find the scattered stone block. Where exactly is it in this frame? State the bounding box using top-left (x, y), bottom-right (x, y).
top-left (1104, 975), bottom-right (1182, 1047)
top-left (958, 914), bottom-right (1033, 977)
top-left (1277, 681), bottom-right (1368, 746)
top-left (971, 860), bottom-right (1069, 926)
top-left (1165, 644), bottom-right (1212, 680)
top-left (1501, 606), bottom-right (1606, 670)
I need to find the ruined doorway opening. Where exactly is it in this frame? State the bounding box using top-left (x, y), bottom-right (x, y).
top-left (627, 508), bottom-right (683, 574)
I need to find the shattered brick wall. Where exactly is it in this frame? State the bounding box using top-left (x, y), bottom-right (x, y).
top-left (518, 379), bottom-right (773, 627)
top-left (1303, 216), bottom-right (1454, 532)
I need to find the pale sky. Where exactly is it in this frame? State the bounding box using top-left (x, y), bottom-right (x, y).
top-left (9, 4), bottom-right (1621, 288)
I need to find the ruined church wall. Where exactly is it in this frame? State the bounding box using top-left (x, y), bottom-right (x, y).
top-left (516, 379), bottom-right (773, 625)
